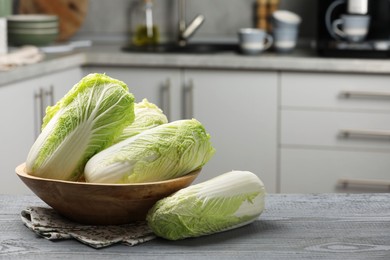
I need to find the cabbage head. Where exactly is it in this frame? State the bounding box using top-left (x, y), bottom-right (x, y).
top-left (84, 119), bottom-right (215, 183)
top-left (113, 98), bottom-right (168, 144)
top-left (147, 170), bottom-right (266, 240)
top-left (26, 73), bottom-right (135, 181)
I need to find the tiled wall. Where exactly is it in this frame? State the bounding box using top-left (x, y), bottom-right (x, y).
top-left (75, 0), bottom-right (316, 43)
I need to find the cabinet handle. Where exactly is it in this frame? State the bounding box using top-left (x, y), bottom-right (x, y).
top-left (183, 79), bottom-right (194, 119)
top-left (338, 178), bottom-right (390, 190)
top-left (341, 90), bottom-right (390, 99)
top-left (340, 128), bottom-right (390, 138)
top-left (45, 85), bottom-right (54, 106)
top-left (160, 79), bottom-right (171, 120)
top-left (39, 88), bottom-right (46, 124)
top-left (34, 85), bottom-right (54, 137)
top-left (34, 88), bottom-right (45, 136)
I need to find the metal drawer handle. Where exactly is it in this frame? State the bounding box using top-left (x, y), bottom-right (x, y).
top-left (45, 85), bottom-right (54, 106)
top-left (338, 178), bottom-right (390, 190)
top-left (34, 88), bottom-right (45, 137)
top-left (341, 90), bottom-right (390, 98)
top-left (34, 85), bottom-right (55, 137)
top-left (340, 128), bottom-right (390, 138)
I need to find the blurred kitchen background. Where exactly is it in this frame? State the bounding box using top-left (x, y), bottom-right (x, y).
top-left (2, 0), bottom-right (390, 195)
top-left (72, 0), bottom-right (316, 44)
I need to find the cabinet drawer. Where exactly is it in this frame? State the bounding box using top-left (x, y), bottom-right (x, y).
top-left (281, 72), bottom-right (390, 111)
top-left (281, 110), bottom-right (390, 150)
top-left (281, 148), bottom-right (390, 193)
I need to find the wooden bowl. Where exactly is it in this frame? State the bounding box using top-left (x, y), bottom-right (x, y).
top-left (15, 163), bottom-right (200, 225)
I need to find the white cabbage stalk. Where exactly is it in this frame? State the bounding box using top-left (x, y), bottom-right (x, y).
top-left (26, 73), bottom-right (135, 181)
top-left (84, 119), bottom-right (215, 183)
top-left (146, 170), bottom-right (266, 240)
top-left (113, 98), bottom-right (168, 144)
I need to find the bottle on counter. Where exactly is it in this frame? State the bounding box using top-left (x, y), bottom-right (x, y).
top-left (131, 0), bottom-right (159, 46)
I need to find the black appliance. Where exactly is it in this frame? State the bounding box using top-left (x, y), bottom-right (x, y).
top-left (317, 0), bottom-right (390, 58)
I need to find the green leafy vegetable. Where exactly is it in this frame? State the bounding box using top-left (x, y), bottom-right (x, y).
top-left (26, 73), bottom-right (135, 181)
top-left (146, 170), bottom-right (266, 240)
top-left (84, 119), bottom-right (215, 183)
top-left (113, 98), bottom-right (168, 144)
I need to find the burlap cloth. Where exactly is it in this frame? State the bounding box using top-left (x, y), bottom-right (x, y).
top-left (21, 207), bottom-right (156, 248)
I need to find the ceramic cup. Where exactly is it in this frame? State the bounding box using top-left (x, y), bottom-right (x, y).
top-left (272, 27), bottom-right (299, 53)
top-left (271, 10), bottom-right (301, 53)
top-left (332, 14), bottom-right (370, 42)
top-left (271, 10), bottom-right (302, 29)
top-left (238, 28), bottom-right (273, 55)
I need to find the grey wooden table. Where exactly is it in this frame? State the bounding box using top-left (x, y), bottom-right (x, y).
top-left (1, 193), bottom-right (389, 259)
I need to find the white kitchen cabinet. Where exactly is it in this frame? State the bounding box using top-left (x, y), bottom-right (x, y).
top-left (280, 72), bottom-right (390, 193)
top-left (281, 148), bottom-right (390, 193)
top-left (82, 67), bottom-right (182, 121)
top-left (0, 68), bottom-right (82, 194)
top-left (183, 69), bottom-right (278, 192)
top-left (281, 110), bottom-right (390, 150)
top-left (82, 67), bottom-right (279, 192)
top-left (0, 80), bottom-right (34, 195)
top-left (281, 72), bottom-right (390, 111)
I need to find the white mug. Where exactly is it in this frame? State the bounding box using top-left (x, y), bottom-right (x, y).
top-left (332, 14), bottom-right (370, 42)
top-left (273, 28), bottom-right (299, 53)
top-left (238, 28), bottom-right (273, 55)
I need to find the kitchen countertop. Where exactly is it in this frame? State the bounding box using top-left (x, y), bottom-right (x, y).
top-left (2, 43), bottom-right (390, 87)
top-left (1, 193), bottom-right (389, 259)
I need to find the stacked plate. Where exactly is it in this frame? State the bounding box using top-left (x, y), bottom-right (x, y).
top-left (7, 15), bottom-right (59, 46)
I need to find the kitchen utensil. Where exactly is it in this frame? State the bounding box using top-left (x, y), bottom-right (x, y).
top-left (8, 29), bottom-right (58, 46)
top-left (347, 0), bottom-right (368, 14)
top-left (317, 0), bottom-right (390, 58)
top-left (7, 15), bottom-right (59, 46)
top-left (272, 27), bottom-right (299, 53)
top-left (15, 163), bottom-right (200, 225)
top-left (271, 10), bottom-right (302, 29)
top-left (238, 28), bottom-right (273, 55)
top-left (17, 0), bottom-right (88, 42)
top-left (332, 14), bottom-right (370, 42)
top-left (271, 10), bottom-right (301, 53)
top-left (7, 14), bottom-right (58, 23)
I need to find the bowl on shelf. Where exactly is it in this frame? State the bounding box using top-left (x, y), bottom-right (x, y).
top-left (15, 163), bottom-right (200, 225)
top-left (8, 29), bottom-right (58, 46)
top-left (7, 15), bottom-right (59, 46)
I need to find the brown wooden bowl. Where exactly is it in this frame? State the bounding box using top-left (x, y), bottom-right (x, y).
top-left (15, 163), bottom-right (200, 225)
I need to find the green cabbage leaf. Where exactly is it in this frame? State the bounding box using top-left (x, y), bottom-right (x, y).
top-left (146, 171), bottom-right (266, 240)
top-left (113, 98), bottom-right (168, 144)
top-left (84, 119), bottom-right (215, 183)
top-left (26, 73), bottom-right (135, 181)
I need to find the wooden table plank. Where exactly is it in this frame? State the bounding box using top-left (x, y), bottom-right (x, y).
top-left (0, 194), bottom-right (389, 259)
